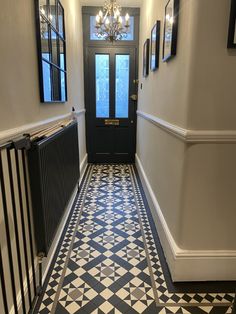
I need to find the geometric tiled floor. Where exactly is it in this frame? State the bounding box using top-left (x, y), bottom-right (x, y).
top-left (35, 164), bottom-right (235, 314)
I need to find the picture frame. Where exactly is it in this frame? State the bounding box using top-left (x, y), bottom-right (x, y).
top-left (227, 0), bottom-right (236, 48)
top-left (143, 39), bottom-right (150, 77)
top-left (163, 0), bottom-right (180, 62)
top-left (150, 21), bottom-right (161, 71)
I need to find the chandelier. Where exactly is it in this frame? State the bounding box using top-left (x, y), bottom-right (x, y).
top-left (95, 0), bottom-right (130, 42)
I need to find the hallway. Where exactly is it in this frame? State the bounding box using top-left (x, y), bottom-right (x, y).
top-left (36, 165), bottom-right (234, 314)
top-left (1, 1), bottom-right (236, 312)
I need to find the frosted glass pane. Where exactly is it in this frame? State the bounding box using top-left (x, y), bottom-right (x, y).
top-left (96, 55), bottom-right (109, 118)
top-left (115, 55), bottom-right (129, 118)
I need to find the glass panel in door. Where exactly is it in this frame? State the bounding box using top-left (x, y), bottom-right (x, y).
top-left (95, 54), bottom-right (110, 118)
top-left (115, 55), bottom-right (130, 118)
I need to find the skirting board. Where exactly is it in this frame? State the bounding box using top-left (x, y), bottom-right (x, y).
top-left (80, 154), bottom-right (88, 185)
top-left (135, 154), bottom-right (236, 282)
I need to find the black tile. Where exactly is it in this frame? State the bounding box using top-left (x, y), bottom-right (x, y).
top-left (113, 299), bottom-right (138, 314)
top-left (81, 272), bottom-right (106, 293)
top-left (110, 255), bottom-right (133, 271)
top-left (142, 301), bottom-right (158, 314)
top-left (110, 239), bottom-right (130, 253)
top-left (54, 303), bottom-right (70, 314)
top-left (62, 273), bottom-right (78, 286)
top-left (83, 252), bottom-right (106, 271)
top-left (137, 271), bottom-right (152, 286)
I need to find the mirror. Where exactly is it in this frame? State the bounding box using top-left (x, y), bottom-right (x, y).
top-left (36, 0), bottom-right (67, 102)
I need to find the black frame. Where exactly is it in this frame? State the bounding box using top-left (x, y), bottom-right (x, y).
top-left (35, 0), bottom-right (67, 102)
top-left (82, 7), bottom-right (140, 163)
top-left (163, 0), bottom-right (179, 62)
top-left (150, 21), bottom-right (161, 71)
top-left (143, 39), bottom-right (150, 77)
top-left (227, 0), bottom-right (236, 48)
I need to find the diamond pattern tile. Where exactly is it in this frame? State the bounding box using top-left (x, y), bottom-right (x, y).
top-left (35, 165), bottom-right (235, 314)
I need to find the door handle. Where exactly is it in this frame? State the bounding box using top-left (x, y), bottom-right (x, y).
top-left (130, 94), bottom-right (138, 101)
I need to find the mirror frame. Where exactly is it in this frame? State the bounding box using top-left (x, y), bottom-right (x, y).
top-left (228, 0), bottom-right (236, 48)
top-left (35, 0), bottom-right (68, 103)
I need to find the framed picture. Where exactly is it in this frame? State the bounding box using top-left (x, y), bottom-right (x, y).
top-left (143, 39), bottom-right (150, 77)
top-left (227, 0), bottom-right (236, 48)
top-left (163, 0), bottom-right (180, 62)
top-left (150, 21), bottom-right (161, 71)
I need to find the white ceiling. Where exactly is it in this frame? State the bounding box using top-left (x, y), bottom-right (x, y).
top-left (80, 0), bottom-right (142, 7)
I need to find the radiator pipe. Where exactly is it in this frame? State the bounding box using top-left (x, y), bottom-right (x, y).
top-left (232, 295), bottom-right (236, 314)
top-left (6, 148), bottom-right (27, 314)
top-left (0, 244), bottom-right (9, 314)
top-left (0, 151), bottom-right (18, 313)
top-left (38, 252), bottom-right (45, 294)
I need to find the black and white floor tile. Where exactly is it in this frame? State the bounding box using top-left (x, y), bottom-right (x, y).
top-left (35, 165), bottom-right (235, 314)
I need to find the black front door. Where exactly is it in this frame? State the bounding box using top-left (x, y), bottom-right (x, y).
top-left (86, 47), bottom-right (138, 163)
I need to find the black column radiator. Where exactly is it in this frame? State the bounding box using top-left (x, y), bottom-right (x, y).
top-left (27, 121), bottom-right (80, 256)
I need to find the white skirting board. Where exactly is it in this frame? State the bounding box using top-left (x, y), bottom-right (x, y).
top-left (80, 154), bottom-right (88, 185)
top-left (135, 154), bottom-right (236, 282)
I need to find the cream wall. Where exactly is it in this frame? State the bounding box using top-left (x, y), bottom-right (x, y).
top-left (136, 117), bottom-right (186, 245)
top-left (137, 0), bottom-right (236, 280)
top-left (180, 143), bottom-right (236, 250)
top-left (186, 0), bottom-right (236, 130)
top-left (138, 0), bottom-right (194, 128)
top-left (0, 0), bottom-right (86, 163)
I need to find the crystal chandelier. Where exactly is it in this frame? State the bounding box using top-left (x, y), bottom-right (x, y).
top-left (95, 0), bottom-right (130, 42)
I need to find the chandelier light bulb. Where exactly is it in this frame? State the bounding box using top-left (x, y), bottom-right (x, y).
top-left (125, 13), bottom-right (130, 21)
top-left (118, 16), bottom-right (123, 24)
top-left (115, 9), bottom-right (120, 16)
top-left (96, 14), bottom-right (100, 24)
top-left (99, 10), bottom-right (103, 18)
top-left (105, 18), bottom-right (110, 25)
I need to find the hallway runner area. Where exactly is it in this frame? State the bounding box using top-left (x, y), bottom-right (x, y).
top-left (36, 165), bottom-right (235, 314)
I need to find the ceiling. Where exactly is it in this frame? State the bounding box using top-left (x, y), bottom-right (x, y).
top-left (80, 0), bottom-right (142, 7)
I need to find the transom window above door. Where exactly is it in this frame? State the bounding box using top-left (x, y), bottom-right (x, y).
top-left (90, 16), bottom-right (135, 41)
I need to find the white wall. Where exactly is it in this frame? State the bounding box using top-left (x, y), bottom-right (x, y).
top-left (137, 0), bottom-right (236, 281)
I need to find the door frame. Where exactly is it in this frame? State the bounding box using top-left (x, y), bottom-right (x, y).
top-left (82, 6), bottom-right (140, 163)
